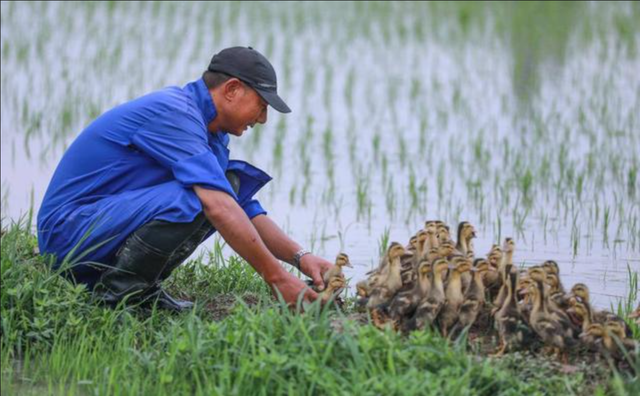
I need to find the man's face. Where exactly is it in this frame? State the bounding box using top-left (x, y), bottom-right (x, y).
top-left (223, 82), bottom-right (268, 137)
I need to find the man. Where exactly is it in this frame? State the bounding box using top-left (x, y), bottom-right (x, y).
top-left (37, 46), bottom-right (334, 311)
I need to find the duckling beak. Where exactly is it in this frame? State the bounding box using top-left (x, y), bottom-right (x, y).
top-left (346, 262), bottom-right (354, 268)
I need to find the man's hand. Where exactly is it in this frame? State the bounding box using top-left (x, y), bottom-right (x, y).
top-left (269, 270), bottom-right (318, 306)
top-left (299, 254), bottom-right (335, 291)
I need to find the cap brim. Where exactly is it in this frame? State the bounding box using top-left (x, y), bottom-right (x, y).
top-left (254, 88), bottom-right (291, 114)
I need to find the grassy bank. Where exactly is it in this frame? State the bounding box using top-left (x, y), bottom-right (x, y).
top-left (1, 223), bottom-right (638, 396)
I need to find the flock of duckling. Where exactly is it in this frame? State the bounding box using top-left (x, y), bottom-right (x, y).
top-left (319, 220), bottom-right (639, 364)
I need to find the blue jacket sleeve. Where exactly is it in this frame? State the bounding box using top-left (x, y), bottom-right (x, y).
top-left (227, 160), bottom-right (272, 219)
top-left (242, 199), bottom-right (267, 219)
top-left (130, 109), bottom-right (238, 199)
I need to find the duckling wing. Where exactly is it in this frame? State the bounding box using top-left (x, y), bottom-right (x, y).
top-left (458, 299), bottom-right (482, 326)
top-left (388, 292), bottom-right (419, 320)
top-left (531, 317), bottom-right (572, 349)
top-left (418, 299), bottom-right (444, 328)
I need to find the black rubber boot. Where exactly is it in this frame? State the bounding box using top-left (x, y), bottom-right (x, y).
top-left (92, 233), bottom-right (170, 307)
top-left (139, 215), bottom-right (214, 311)
top-left (93, 215), bottom-right (212, 312)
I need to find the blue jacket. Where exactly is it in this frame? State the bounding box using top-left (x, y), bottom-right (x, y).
top-left (37, 78), bottom-right (271, 287)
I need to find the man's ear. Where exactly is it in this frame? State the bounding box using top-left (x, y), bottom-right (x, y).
top-left (223, 78), bottom-right (245, 101)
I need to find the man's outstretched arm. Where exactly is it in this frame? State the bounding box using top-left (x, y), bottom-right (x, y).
top-left (251, 214), bottom-right (335, 291)
top-left (194, 186), bottom-right (317, 304)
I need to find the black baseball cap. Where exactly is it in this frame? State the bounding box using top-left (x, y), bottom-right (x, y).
top-left (208, 46), bottom-right (291, 114)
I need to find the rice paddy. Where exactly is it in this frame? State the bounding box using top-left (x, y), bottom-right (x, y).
top-left (2, 2), bottom-right (639, 309)
top-left (1, 2), bottom-right (639, 394)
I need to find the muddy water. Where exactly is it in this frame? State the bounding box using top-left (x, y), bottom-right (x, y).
top-left (2, 2), bottom-right (638, 309)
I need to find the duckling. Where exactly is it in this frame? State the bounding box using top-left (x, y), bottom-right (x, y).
top-left (542, 260), bottom-right (560, 276)
top-left (319, 275), bottom-right (346, 304)
top-left (355, 274), bottom-right (379, 312)
top-left (425, 247), bottom-right (440, 263)
top-left (483, 245), bottom-right (503, 298)
top-left (527, 266), bottom-right (547, 283)
top-left (545, 273), bottom-right (569, 310)
top-left (424, 222), bottom-right (439, 251)
top-left (493, 238), bottom-right (516, 311)
top-left (323, 253), bottom-right (352, 285)
top-left (406, 259), bottom-right (449, 332)
top-left (516, 275), bottom-right (534, 324)
top-left (424, 220), bottom-right (438, 230)
top-left (369, 242), bottom-right (404, 278)
top-left (528, 279), bottom-right (576, 362)
top-left (568, 299), bottom-right (594, 334)
top-left (582, 323), bottom-right (607, 356)
top-left (604, 321), bottom-right (638, 361)
top-left (413, 230), bottom-right (429, 268)
top-left (437, 224), bottom-right (453, 246)
top-left (456, 222), bottom-right (476, 293)
top-left (586, 322), bottom-right (637, 362)
top-left (570, 283), bottom-right (590, 303)
top-left (438, 257), bottom-right (472, 337)
top-left (386, 260), bottom-right (432, 321)
top-left (406, 235), bottom-right (418, 253)
top-left (545, 272), bottom-right (565, 294)
top-left (438, 240), bottom-right (456, 259)
top-left (356, 274), bottom-right (379, 299)
top-left (570, 284), bottom-right (631, 335)
top-left (455, 221), bottom-right (477, 257)
top-left (493, 268), bottom-right (530, 355)
top-left (399, 252), bottom-right (418, 291)
top-left (367, 243), bottom-right (406, 308)
top-left (451, 258), bottom-right (491, 338)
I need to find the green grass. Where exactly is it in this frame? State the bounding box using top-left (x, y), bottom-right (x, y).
top-left (2, 224), bottom-right (639, 395)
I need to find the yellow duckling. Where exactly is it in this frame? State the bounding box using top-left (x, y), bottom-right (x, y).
top-left (527, 266), bottom-right (547, 283)
top-left (455, 222), bottom-right (476, 293)
top-left (545, 273), bottom-right (569, 310)
top-left (323, 253), bottom-right (352, 285)
top-left (439, 257), bottom-right (472, 337)
top-left (356, 274), bottom-right (379, 299)
top-left (568, 299), bottom-right (594, 333)
top-left (367, 243), bottom-right (406, 308)
top-left (570, 284), bottom-right (630, 334)
top-left (367, 242), bottom-right (404, 280)
top-left (415, 230), bottom-right (429, 256)
top-left (542, 260), bottom-right (560, 276)
top-left (493, 238), bottom-right (516, 310)
top-left (455, 221), bottom-right (477, 257)
top-left (424, 221), bottom-right (439, 251)
top-left (483, 245), bottom-right (503, 298)
top-left (318, 275), bottom-right (346, 304)
top-left (438, 240), bottom-right (456, 259)
top-left (586, 322), bottom-right (637, 362)
top-left (451, 258), bottom-right (492, 338)
top-left (386, 260), bottom-right (432, 321)
top-left (528, 280), bottom-right (577, 362)
top-left (604, 321), bottom-right (638, 361)
top-left (407, 258), bottom-right (449, 331)
top-left (436, 224), bottom-right (452, 246)
top-left (406, 235), bottom-right (418, 253)
top-left (493, 268), bottom-right (530, 356)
